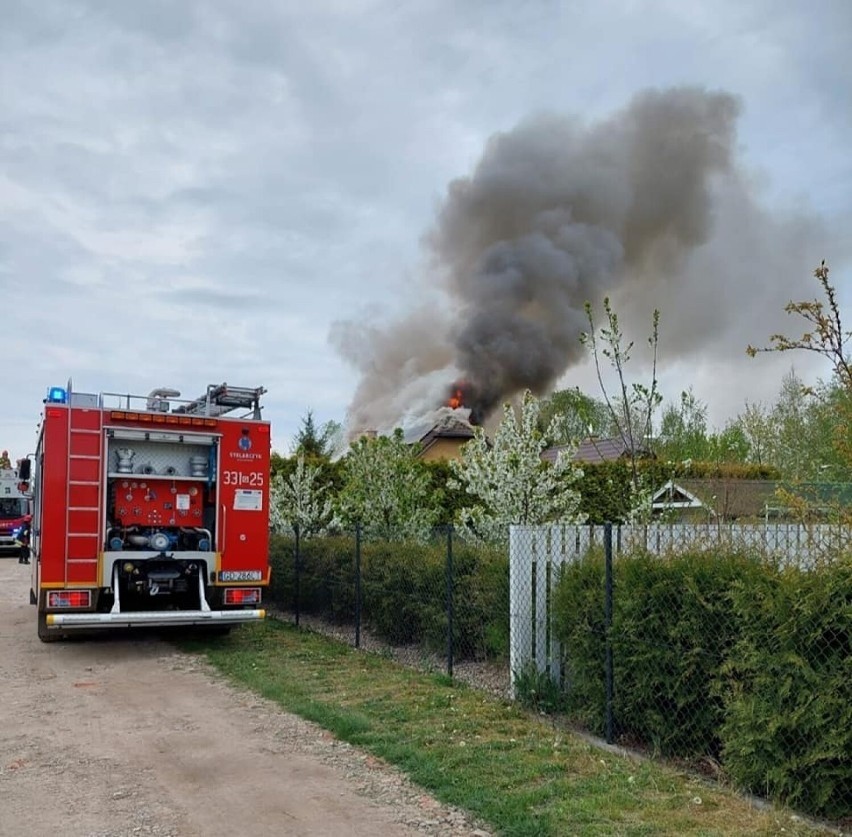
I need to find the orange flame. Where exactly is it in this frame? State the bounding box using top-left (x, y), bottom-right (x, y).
top-left (444, 380), bottom-right (482, 423)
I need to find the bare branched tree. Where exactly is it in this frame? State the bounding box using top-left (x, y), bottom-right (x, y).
top-left (747, 261), bottom-right (851, 390)
top-left (581, 298), bottom-right (662, 520)
top-left (747, 260), bottom-right (851, 517)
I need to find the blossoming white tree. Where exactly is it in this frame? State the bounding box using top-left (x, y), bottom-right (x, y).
top-left (449, 390), bottom-right (587, 542)
top-left (269, 453), bottom-right (336, 537)
top-left (334, 429), bottom-right (439, 541)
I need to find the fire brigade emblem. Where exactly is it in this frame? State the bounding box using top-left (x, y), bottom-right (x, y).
top-left (238, 435), bottom-right (252, 451)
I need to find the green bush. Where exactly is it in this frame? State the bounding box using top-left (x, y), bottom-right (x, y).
top-left (551, 550), bottom-right (608, 733)
top-left (611, 551), bottom-right (763, 758)
top-left (268, 532), bottom-right (510, 662)
top-left (362, 539), bottom-right (510, 660)
top-left (720, 557), bottom-right (852, 819)
top-left (361, 540), bottom-right (446, 646)
top-left (552, 546), bottom-right (852, 820)
top-left (268, 534), bottom-right (356, 622)
top-left (450, 543), bottom-right (510, 660)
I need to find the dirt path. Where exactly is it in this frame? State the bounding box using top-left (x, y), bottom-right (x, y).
top-left (0, 558), bottom-right (491, 837)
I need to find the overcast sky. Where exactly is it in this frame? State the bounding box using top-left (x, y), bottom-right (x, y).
top-left (2, 0), bottom-right (850, 459)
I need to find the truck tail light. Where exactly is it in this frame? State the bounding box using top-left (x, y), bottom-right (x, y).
top-left (224, 588), bottom-right (261, 606)
top-left (48, 590), bottom-right (92, 609)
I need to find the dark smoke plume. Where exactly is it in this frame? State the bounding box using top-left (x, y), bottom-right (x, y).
top-left (331, 86), bottom-right (828, 437)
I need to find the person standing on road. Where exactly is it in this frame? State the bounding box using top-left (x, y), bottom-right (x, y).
top-left (16, 518), bottom-right (31, 565)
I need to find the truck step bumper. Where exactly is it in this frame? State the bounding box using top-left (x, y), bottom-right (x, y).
top-left (45, 609), bottom-right (265, 630)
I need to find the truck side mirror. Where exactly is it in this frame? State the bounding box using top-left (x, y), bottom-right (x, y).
top-left (17, 459), bottom-right (31, 481)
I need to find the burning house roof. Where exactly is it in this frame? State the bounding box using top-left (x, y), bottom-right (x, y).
top-left (404, 411), bottom-right (476, 461)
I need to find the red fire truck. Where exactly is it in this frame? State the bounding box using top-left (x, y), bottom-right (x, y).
top-left (26, 381), bottom-right (271, 642)
top-left (0, 466), bottom-right (31, 557)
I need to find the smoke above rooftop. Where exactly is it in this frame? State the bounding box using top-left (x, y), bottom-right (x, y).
top-left (332, 86), bottom-right (828, 437)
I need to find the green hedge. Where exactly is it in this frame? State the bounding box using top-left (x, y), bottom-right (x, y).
top-left (269, 534), bottom-right (356, 622)
top-left (611, 551), bottom-right (765, 758)
top-left (551, 549), bottom-right (608, 731)
top-left (721, 559), bottom-right (852, 819)
top-left (268, 533), bottom-right (509, 661)
top-left (552, 549), bottom-right (852, 819)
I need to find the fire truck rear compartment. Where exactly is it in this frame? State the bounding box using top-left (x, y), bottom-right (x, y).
top-left (32, 383), bottom-right (270, 640)
top-left (115, 557), bottom-right (203, 610)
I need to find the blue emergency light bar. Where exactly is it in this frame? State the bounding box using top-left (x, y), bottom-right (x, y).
top-left (46, 386), bottom-right (67, 403)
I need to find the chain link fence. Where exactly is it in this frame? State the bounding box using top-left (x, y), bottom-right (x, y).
top-left (510, 523), bottom-right (851, 823)
top-left (265, 521), bottom-right (850, 823)
top-left (267, 524), bottom-right (510, 689)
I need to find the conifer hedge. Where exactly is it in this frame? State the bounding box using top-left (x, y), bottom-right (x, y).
top-left (552, 549), bottom-right (851, 819)
top-left (268, 533), bottom-right (509, 660)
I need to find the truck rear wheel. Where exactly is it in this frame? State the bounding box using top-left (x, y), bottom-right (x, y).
top-left (37, 612), bottom-right (61, 643)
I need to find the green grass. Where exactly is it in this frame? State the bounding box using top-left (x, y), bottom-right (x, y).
top-left (179, 619), bottom-right (835, 837)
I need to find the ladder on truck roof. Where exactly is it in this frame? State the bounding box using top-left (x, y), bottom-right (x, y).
top-left (172, 383), bottom-right (266, 419)
top-left (65, 400), bottom-right (104, 584)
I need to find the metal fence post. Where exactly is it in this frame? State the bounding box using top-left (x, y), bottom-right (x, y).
top-left (446, 524), bottom-right (454, 678)
top-left (604, 521), bottom-right (614, 745)
top-left (294, 522), bottom-right (301, 628)
top-left (355, 523), bottom-right (362, 649)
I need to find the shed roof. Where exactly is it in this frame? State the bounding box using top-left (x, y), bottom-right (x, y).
top-left (542, 436), bottom-right (654, 465)
top-left (652, 479), bottom-right (852, 520)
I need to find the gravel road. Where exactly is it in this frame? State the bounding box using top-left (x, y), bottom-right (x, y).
top-left (0, 557), bottom-right (491, 837)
